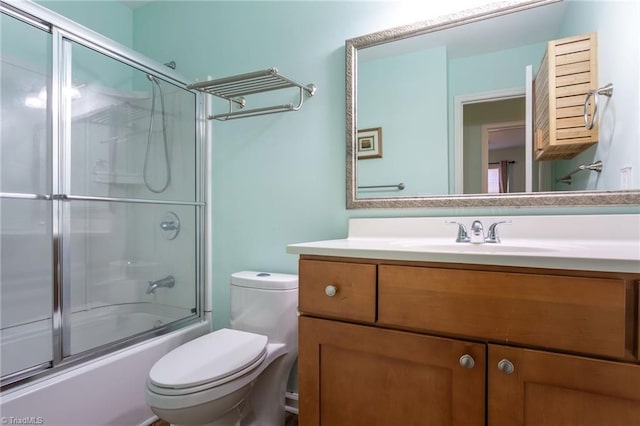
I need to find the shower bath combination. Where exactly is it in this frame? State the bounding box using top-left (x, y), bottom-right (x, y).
top-left (1, 0), bottom-right (202, 401)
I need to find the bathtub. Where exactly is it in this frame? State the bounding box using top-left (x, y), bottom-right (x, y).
top-left (1, 303), bottom-right (194, 376)
top-left (68, 303), bottom-right (193, 354)
top-left (0, 309), bottom-right (209, 426)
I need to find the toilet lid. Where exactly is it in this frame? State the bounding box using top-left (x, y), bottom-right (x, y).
top-left (149, 328), bottom-right (268, 389)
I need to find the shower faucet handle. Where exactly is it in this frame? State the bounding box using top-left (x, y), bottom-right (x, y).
top-left (159, 212), bottom-right (180, 240)
top-left (160, 220), bottom-right (179, 231)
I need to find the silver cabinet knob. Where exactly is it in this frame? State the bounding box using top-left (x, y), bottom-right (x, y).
top-left (459, 354), bottom-right (475, 369)
top-left (325, 285), bottom-right (337, 297)
top-left (497, 359), bottom-right (514, 375)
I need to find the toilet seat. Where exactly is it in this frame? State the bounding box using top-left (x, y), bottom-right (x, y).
top-left (147, 351), bottom-right (266, 396)
top-left (146, 341), bottom-right (287, 412)
top-left (148, 328), bottom-right (268, 395)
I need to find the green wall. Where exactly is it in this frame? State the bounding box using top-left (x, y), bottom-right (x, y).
top-left (358, 46), bottom-right (449, 197)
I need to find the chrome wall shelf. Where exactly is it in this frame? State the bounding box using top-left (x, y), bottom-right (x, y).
top-left (187, 67), bottom-right (316, 121)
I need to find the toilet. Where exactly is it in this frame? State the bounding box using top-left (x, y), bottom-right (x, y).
top-left (145, 271), bottom-right (298, 426)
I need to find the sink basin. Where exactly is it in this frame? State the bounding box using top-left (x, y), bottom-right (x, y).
top-left (288, 215), bottom-right (640, 273)
top-left (390, 240), bottom-right (561, 254)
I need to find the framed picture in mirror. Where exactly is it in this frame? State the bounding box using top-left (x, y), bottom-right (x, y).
top-left (357, 127), bottom-right (382, 159)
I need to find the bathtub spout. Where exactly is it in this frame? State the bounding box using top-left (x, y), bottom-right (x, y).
top-left (146, 275), bottom-right (175, 294)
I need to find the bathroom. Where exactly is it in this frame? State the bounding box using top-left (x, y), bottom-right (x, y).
top-left (1, 0), bottom-right (639, 425)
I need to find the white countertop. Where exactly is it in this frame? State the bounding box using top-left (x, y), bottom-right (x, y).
top-left (287, 215), bottom-right (640, 273)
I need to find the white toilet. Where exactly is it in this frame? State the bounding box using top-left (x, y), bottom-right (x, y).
top-left (146, 271), bottom-right (298, 426)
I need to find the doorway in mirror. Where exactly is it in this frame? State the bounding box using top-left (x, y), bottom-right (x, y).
top-left (461, 97), bottom-right (526, 194)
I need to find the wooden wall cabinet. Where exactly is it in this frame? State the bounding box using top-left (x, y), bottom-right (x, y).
top-left (297, 257), bottom-right (640, 426)
top-left (534, 32), bottom-right (598, 161)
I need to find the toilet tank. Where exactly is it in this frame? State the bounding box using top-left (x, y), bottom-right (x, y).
top-left (229, 271), bottom-right (298, 345)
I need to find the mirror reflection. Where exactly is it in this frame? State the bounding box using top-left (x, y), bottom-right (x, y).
top-left (348, 0), bottom-right (639, 208)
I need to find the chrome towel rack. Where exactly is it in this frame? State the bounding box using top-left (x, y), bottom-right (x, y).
top-left (557, 160), bottom-right (603, 185)
top-left (584, 83), bottom-right (613, 130)
top-left (358, 183), bottom-right (405, 190)
top-left (187, 67), bottom-right (316, 121)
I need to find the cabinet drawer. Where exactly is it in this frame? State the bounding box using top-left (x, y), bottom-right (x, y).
top-left (378, 265), bottom-right (633, 359)
top-left (299, 260), bottom-right (376, 323)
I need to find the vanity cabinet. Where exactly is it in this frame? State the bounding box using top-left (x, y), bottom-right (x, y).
top-left (297, 257), bottom-right (640, 426)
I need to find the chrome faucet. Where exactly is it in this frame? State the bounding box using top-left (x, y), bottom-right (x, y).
top-left (448, 219), bottom-right (511, 244)
top-left (146, 275), bottom-right (175, 294)
top-left (469, 220), bottom-right (485, 244)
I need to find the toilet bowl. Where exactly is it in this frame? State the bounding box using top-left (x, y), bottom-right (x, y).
top-left (145, 271), bottom-right (298, 426)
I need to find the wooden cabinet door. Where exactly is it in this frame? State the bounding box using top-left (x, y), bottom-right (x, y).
top-left (299, 316), bottom-right (485, 426)
top-left (488, 344), bottom-right (640, 426)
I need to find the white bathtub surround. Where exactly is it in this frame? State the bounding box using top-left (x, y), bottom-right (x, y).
top-left (287, 214), bottom-right (640, 273)
top-left (0, 321), bottom-right (209, 426)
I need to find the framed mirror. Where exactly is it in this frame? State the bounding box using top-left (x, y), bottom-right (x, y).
top-left (346, 0), bottom-right (640, 208)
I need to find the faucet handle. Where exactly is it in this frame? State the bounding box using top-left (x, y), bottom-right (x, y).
top-left (446, 220), bottom-right (470, 243)
top-left (486, 220), bottom-right (512, 243)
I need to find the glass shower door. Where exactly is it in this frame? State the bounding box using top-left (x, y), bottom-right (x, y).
top-left (61, 39), bottom-right (199, 356)
top-left (0, 12), bottom-right (54, 379)
top-left (1, 2), bottom-right (203, 388)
